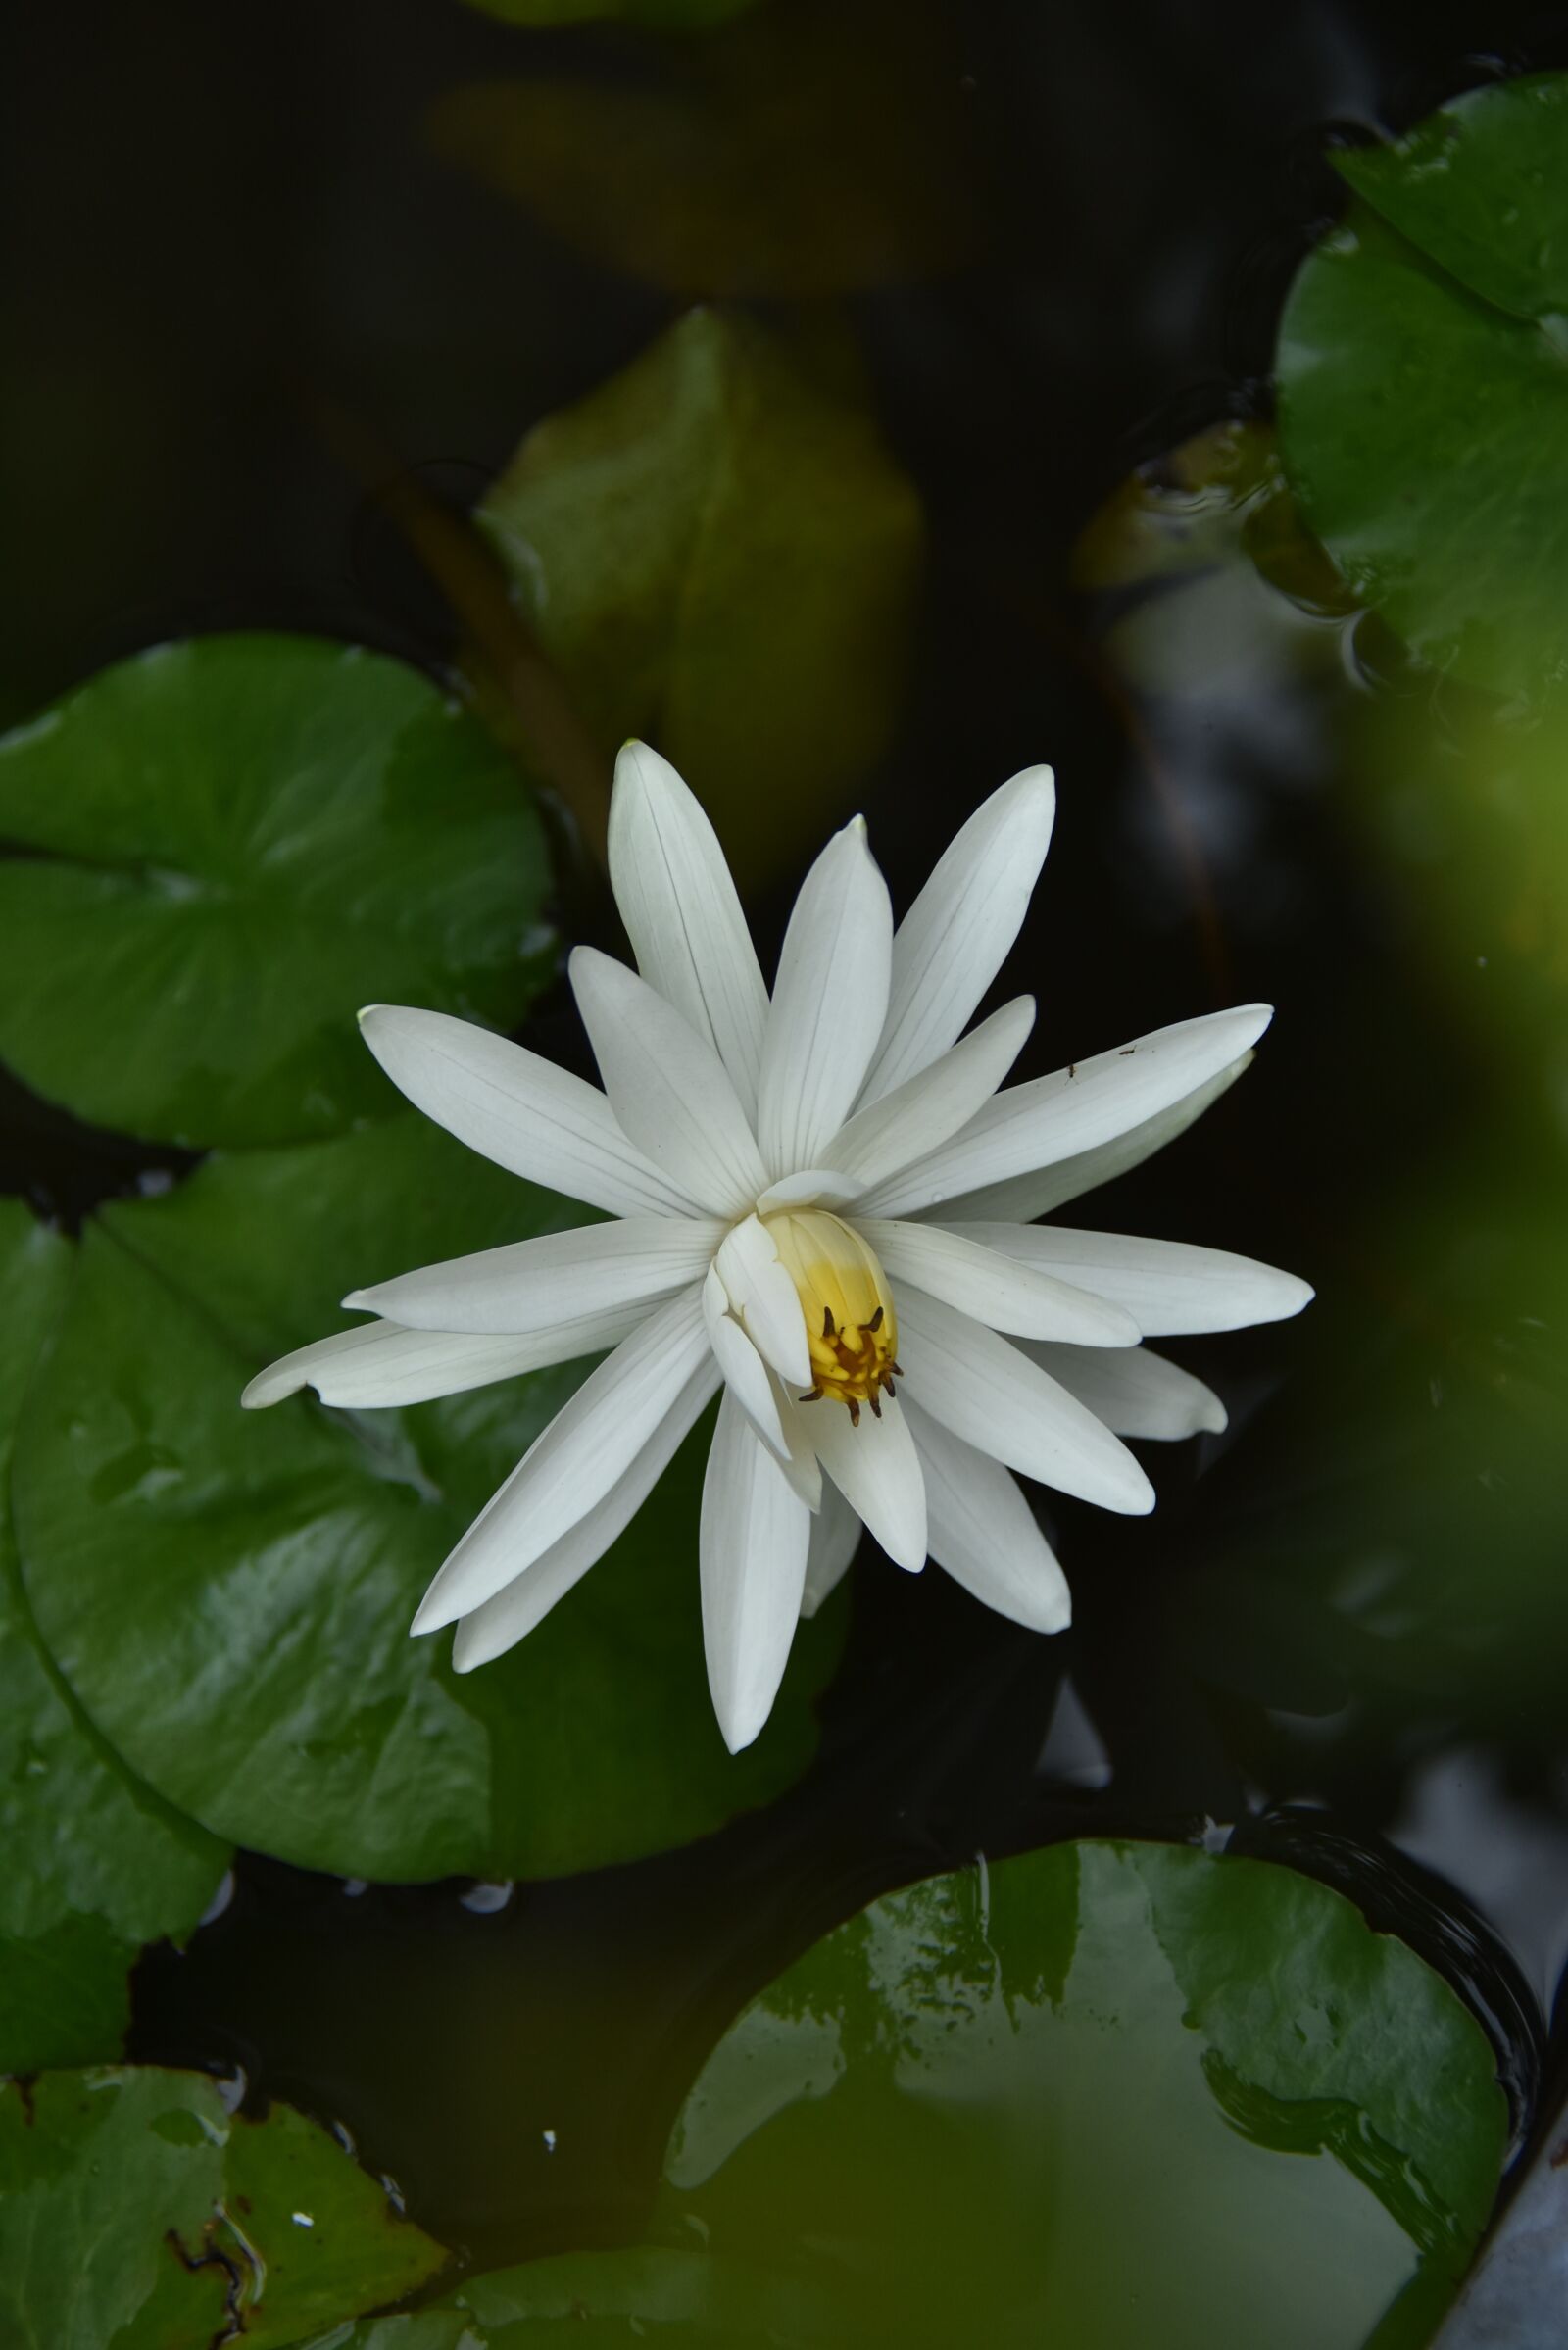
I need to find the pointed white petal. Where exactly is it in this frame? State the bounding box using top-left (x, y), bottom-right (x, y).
top-left (818, 998), bottom-right (1035, 1199)
top-left (895, 1287), bottom-right (1153, 1514)
top-left (345, 1215), bottom-right (724, 1335)
top-left (800, 1479), bottom-right (860, 1618)
top-left (859, 765), bottom-right (1055, 1104)
top-left (757, 818), bottom-right (893, 1177)
top-left (703, 1265), bottom-right (789, 1460)
top-left (754, 1169), bottom-right (858, 1215)
top-left (700, 1392), bottom-right (812, 1752)
top-left (608, 741), bottom-right (770, 1119)
top-left (570, 947), bottom-right (770, 1217)
top-left (928, 1052), bottom-right (1252, 1222)
top-left (358, 1005), bottom-right (695, 1219)
top-left (242, 1306), bottom-right (647, 1410)
top-left (943, 1223), bottom-right (1313, 1336)
top-left (450, 1363), bottom-right (714, 1670)
top-left (712, 1215), bottom-right (811, 1389)
top-left (856, 1006), bottom-right (1272, 1220)
top-left (412, 1284), bottom-right (711, 1631)
top-left (1023, 1341), bottom-right (1227, 1440)
top-left (701, 1271), bottom-right (821, 1506)
top-left (905, 1397), bottom-right (1071, 1633)
top-left (858, 1217), bottom-right (1139, 1346)
top-left (805, 1391), bottom-right (927, 1570)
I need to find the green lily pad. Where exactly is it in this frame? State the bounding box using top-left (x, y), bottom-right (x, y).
top-left (12, 1119), bottom-right (847, 1882)
top-left (651, 1840), bottom-right (1503, 2347)
top-left (309, 2247), bottom-right (838, 2346)
top-left (1277, 73), bottom-right (1568, 705)
top-left (477, 310), bottom-right (922, 885)
top-left (1335, 74), bottom-right (1568, 323)
top-left (0, 635), bottom-right (553, 1149)
top-left (0, 2066), bottom-right (446, 2350)
top-left (0, 1200), bottom-right (228, 2077)
top-left (309, 1840), bottom-right (1507, 2348)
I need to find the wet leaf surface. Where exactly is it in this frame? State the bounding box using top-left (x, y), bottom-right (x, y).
top-left (12, 1121), bottom-right (847, 1883)
top-left (0, 1200), bottom-right (228, 2076)
top-left (478, 309), bottom-right (923, 885)
top-left (1277, 73), bottom-right (1568, 705)
top-left (0, 636), bottom-right (554, 1149)
top-left (0, 2066), bottom-right (446, 2350)
top-left (647, 1838), bottom-right (1503, 2347)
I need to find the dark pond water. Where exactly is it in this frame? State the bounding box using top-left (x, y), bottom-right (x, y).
top-left (6, 0), bottom-right (1568, 2318)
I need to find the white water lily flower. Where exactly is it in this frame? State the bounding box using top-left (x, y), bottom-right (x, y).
top-left (244, 745), bottom-right (1311, 1751)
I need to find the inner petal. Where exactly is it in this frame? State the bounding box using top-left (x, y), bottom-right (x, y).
top-left (763, 1209), bottom-right (902, 1428)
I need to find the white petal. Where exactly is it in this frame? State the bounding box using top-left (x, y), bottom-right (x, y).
top-left (930, 1052), bottom-right (1252, 1222)
top-left (450, 1363), bottom-right (715, 1670)
top-left (858, 1217), bottom-right (1139, 1346)
top-left (943, 1223), bottom-right (1313, 1336)
top-left (904, 1397), bottom-right (1070, 1633)
top-left (703, 1265), bottom-right (789, 1460)
top-left (754, 1169), bottom-right (858, 1215)
top-left (570, 947), bottom-right (770, 1217)
top-left (800, 1480), bottom-right (860, 1618)
top-left (411, 1283), bottom-right (711, 1631)
top-left (859, 765), bottom-right (1055, 1105)
top-left (895, 1287), bottom-right (1153, 1515)
top-left (712, 1215), bottom-right (811, 1389)
top-left (345, 1215), bottom-right (724, 1335)
top-left (856, 1006), bottom-right (1272, 1220)
top-left (701, 1392), bottom-right (811, 1752)
top-left (803, 1391), bottom-right (927, 1570)
top-left (241, 1307), bottom-right (647, 1410)
top-left (608, 742), bottom-right (770, 1120)
top-left (817, 998), bottom-right (1034, 1199)
top-left (700, 1270), bottom-right (821, 1506)
top-left (358, 1005), bottom-right (694, 1219)
top-left (1023, 1341), bottom-right (1227, 1440)
top-left (757, 818), bottom-right (893, 1177)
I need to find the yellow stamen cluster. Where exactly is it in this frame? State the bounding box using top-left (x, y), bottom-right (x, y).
top-left (763, 1209), bottom-right (901, 1428)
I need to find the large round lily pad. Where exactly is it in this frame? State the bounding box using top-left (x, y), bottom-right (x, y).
top-left (0, 2066), bottom-right (446, 2350)
top-left (12, 1120), bottom-right (846, 1883)
top-left (650, 1839), bottom-right (1505, 2348)
top-left (0, 635), bottom-right (554, 1148)
top-left (1277, 73), bottom-right (1568, 706)
top-left (0, 1200), bottom-right (228, 2077)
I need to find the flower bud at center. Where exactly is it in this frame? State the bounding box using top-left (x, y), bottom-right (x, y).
top-left (762, 1209), bottom-right (901, 1427)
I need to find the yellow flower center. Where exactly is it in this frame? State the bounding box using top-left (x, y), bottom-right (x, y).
top-left (762, 1209), bottom-right (901, 1428)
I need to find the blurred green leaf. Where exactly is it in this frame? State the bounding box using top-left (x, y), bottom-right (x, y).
top-left (1190, 1145), bottom-right (1568, 1742)
top-left (312, 1841), bottom-right (1506, 2349)
top-left (12, 1119), bottom-right (847, 1883)
top-left (0, 2066), bottom-right (446, 2349)
top-left (0, 1200), bottom-right (228, 2077)
top-left (461, 0), bottom-right (760, 24)
top-left (1277, 74), bottom-right (1568, 705)
top-left (0, 636), bottom-right (553, 1149)
top-left (430, 0), bottom-right (972, 299)
top-left (480, 309), bottom-right (923, 885)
